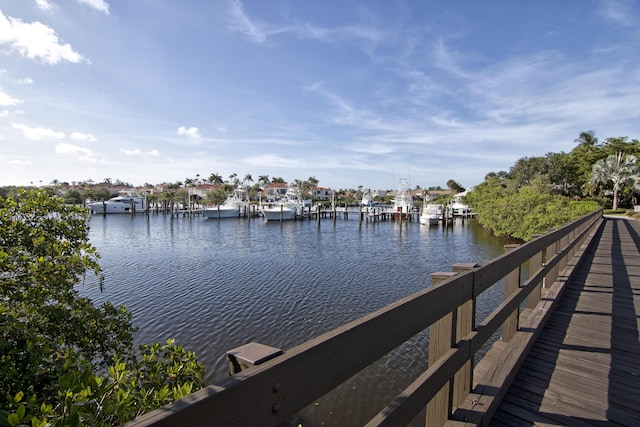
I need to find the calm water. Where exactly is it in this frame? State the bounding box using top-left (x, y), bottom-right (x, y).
top-left (81, 213), bottom-right (514, 426)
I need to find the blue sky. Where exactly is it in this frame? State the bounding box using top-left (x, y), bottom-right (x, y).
top-left (1, 0), bottom-right (639, 191)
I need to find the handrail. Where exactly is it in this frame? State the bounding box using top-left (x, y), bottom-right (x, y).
top-left (126, 209), bottom-right (603, 427)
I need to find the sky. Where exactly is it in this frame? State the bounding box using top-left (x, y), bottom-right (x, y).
top-left (0, 0), bottom-right (639, 191)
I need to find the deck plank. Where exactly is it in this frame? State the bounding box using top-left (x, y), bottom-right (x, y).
top-left (490, 217), bottom-right (640, 427)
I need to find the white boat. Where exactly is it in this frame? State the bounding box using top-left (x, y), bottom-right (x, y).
top-left (451, 189), bottom-right (471, 216)
top-left (420, 203), bottom-right (444, 226)
top-left (203, 186), bottom-right (250, 219)
top-left (360, 189), bottom-right (377, 207)
top-left (260, 185), bottom-right (310, 221)
top-left (88, 190), bottom-right (146, 214)
top-left (389, 178), bottom-right (414, 214)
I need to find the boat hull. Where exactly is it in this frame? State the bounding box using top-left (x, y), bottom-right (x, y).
top-left (261, 207), bottom-right (296, 221)
top-left (419, 215), bottom-right (439, 226)
top-left (88, 202), bottom-right (145, 214)
top-left (203, 207), bottom-right (242, 219)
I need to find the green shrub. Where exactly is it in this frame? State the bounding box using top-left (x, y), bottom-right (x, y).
top-left (0, 190), bottom-right (204, 426)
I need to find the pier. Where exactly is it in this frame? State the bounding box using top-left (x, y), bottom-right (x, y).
top-left (124, 209), bottom-right (640, 426)
top-left (488, 216), bottom-right (640, 426)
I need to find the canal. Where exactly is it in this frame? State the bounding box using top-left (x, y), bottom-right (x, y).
top-left (81, 213), bottom-right (517, 426)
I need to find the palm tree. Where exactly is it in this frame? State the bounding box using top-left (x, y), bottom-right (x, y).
top-left (258, 175), bottom-right (270, 187)
top-left (244, 174), bottom-right (253, 185)
top-left (306, 176), bottom-right (319, 188)
top-left (590, 153), bottom-right (638, 209)
top-left (574, 130), bottom-right (599, 147)
top-left (208, 173), bottom-right (223, 185)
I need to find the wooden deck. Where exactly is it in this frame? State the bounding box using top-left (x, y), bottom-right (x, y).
top-left (490, 217), bottom-right (640, 426)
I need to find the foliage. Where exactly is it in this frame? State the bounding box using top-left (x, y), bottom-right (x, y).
top-left (0, 190), bottom-right (204, 426)
top-left (207, 187), bottom-right (229, 205)
top-left (589, 153), bottom-right (639, 210)
top-left (446, 179), bottom-right (465, 194)
top-left (466, 175), bottom-right (599, 241)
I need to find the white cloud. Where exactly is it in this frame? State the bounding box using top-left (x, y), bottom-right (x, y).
top-left (351, 143), bottom-right (393, 155)
top-left (70, 131), bottom-right (96, 141)
top-left (0, 10), bottom-right (84, 64)
top-left (34, 0), bottom-right (55, 11)
top-left (177, 126), bottom-right (200, 137)
top-left (13, 123), bottom-right (64, 140)
top-left (0, 88), bottom-right (22, 106)
top-left (75, 0), bottom-right (110, 15)
top-left (226, 0), bottom-right (268, 44)
top-left (121, 148), bottom-right (160, 156)
top-left (17, 77), bottom-right (33, 85)
top-left (55, 142), bottom-right (95, 160)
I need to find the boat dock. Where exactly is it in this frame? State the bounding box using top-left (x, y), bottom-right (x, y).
top-left (104, 202), bottom-right (475, 224)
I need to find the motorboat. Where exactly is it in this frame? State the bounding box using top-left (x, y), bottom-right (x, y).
top-left (360, 189), bottom-right (377, 207)
top-left (419, 203), bottom-right (444, 226)
top-left (260, 185), bottom-right (310, 221)
top-left (389, 178), bottom-right (414, 214)
top-left (88, 190), bottom-right (146, 214)
top-left (451, 189), bottom-right (471, 216)
top-left (203, 186), bottom-right (250, 219)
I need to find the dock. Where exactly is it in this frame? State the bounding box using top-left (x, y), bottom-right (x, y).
top-left (490, 216), bottom-right (640, 426)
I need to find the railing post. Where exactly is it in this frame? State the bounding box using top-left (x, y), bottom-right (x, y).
top-left (502, 244), bottom-right (521, 342)
top-left (544, 228), bottom-right (559, 288)
top-left (558, 231), bottom-right (569, 272)
top-left (426, 271), bottom-right (458, 427)
top-left (528, 235), bottom-right (543, 310)
top-left (451, 263), bottom-right (478, 409)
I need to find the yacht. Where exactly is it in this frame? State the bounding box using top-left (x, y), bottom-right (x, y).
top-left (88, 190), bottom-right (146, 214)
top-left (203, 185), bottom-right (250, 219)
top-left (260, 185), bottom-right (310, 221)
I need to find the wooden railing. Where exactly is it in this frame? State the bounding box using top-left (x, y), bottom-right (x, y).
top-left (126, 209), bottom-right (603, 427)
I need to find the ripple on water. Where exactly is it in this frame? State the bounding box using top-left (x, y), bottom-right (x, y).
top-left (83, 214), bottom-right (512, 425)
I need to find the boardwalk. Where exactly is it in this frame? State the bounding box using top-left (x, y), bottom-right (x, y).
top-left (491, 217), bottom-right (640, 426)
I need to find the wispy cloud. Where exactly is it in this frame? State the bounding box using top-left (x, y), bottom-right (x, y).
top-left (121, 148), bottom-right (160, 156)
top-left (17, 77), bottom-right (33, 85)
top-left (225, 0), bottom-right (270, 44)
top-left (0, 88), bottom-right (23, 106)
top-left (13, 123), bottom-right (64, 140)
top-left (75, 0), bottom-right (110, 15)
top-left (177, 126), bottom-right (200, 138)
top-left (34, 0), bottom-right (55, 11)
top-left (0, 10), bottom-right (84, 64)
top-left (55, 142), bottom-right (96, 161)
top-left (597, 0), bottom-right (635, 27)
top-left (225, 0), bottom-right (383, 47)
top-left (70, 132), bottom-right (96, 141)
top-left (245, 153), bottom-right (302, 168)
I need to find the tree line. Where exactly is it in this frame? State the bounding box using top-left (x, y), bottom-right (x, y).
top-left (466, 132), bottom-right (639, 241)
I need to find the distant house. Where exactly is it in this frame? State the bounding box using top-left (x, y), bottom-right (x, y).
top-left (259, 183), bottom-right (289, 202)
top-left (311, 187), bottom-right (332, 201)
